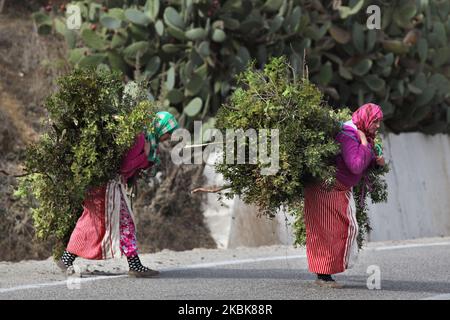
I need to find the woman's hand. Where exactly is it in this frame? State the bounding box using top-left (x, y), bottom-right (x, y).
top-left (144, 140), bottom-right (151, 157)
top-left (357, 130), bottom-right (368, 146)
top-left (376, 156), bottom-right (385, 166)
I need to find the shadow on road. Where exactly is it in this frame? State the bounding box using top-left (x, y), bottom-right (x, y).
top-left (339, 275), bottom-right (450, 295)
top-left (155, 268), bottom-right (450, 295)
top-left (159, 268), bottom-right (313, 280)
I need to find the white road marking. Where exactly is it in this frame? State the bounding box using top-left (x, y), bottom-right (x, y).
top-left (371, 241), bottom-right (450, 300)
top-left (369, 241), bottom-right (450, 251)
top-left (1, 240), bottom-right (450, 294)
top-left (0, 255), bottom-right (306, 294)
top-left (0, 275), bottom-right (125, 293)
top-left (162, 254), bottom-right (307, 271)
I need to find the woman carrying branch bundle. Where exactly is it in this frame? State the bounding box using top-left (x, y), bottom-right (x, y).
top-left (57, 111), bottom-right (179, 278)
top-left (304, 103), bottom-right (385, 288)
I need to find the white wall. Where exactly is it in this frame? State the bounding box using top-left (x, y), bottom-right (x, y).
top-left (367, 132), bottom-right (450, 241)
top-left (201, 154), bottom-right (234, 248)
top-left (202, 133), bottom-right (450, 247)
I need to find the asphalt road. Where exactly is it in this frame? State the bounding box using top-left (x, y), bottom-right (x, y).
top-left (1, 238), bottom-right (450, 300)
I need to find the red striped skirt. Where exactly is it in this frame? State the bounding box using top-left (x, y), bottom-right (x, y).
top-left (304, 180), bottom-right (358, 275)
top-left (67, 186), bottom-right (107, 260)
top-left (66, 179), bottom-right (139, 260)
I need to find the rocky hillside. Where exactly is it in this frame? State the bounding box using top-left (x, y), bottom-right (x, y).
top-left (0, 6), bottom-right (69, 261)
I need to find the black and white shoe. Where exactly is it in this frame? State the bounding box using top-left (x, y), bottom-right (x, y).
top-left (56, 251), bottom-right (78, 276)
top-left (57, 251), bottom-right (77, 270)
top-left (127, 255), bottom-right (159, 278)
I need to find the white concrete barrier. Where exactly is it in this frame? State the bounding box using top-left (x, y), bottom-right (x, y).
top-left (367, 132), bottom-right (450, 241)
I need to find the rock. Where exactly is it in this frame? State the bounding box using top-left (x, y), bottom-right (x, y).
top-left (0, 109), bottom-right (16, 156)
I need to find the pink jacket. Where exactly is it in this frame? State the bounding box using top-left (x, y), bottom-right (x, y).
top-left (335, 124), bottom-right (375, 188)
top-left (119, 133), bottom-right (152, 182)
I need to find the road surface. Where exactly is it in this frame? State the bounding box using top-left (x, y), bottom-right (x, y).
top-left (1, 237), bottom-right (450, 300)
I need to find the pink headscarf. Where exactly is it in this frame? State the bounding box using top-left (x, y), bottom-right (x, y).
top-left (352, 103), bottom-right (383, 147)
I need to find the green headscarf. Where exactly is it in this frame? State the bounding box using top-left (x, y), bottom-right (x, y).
top-left (145, 111), bottom-right (179, 166)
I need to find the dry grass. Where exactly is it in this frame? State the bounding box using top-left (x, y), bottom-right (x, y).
top-left (133, 146), bottom-right (217, 253)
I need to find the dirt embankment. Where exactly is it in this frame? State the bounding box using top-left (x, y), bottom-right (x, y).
top-left (0, 7), bottom-right (70, 261)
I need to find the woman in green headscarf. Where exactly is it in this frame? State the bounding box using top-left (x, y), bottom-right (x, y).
top-left (144, 111), bottom-right (180, 171)
top-left (58, 112), bottom-right (179, 278)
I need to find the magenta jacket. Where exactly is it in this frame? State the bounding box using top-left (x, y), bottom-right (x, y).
top-left (119, 132), bottom-right (152, 182)
top-left (335, 123), bottom-right (376, 188)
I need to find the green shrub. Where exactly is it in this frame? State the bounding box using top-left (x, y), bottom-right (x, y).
top-left (215, 57), bottom-right (389, 247)
top-left (34, 0), bottom-right (450, 134)
top-left (15, 68), bottom-right (155, 258)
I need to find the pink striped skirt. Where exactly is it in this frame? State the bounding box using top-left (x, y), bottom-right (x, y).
top-left (304, 180), bottom-right (358, 275)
